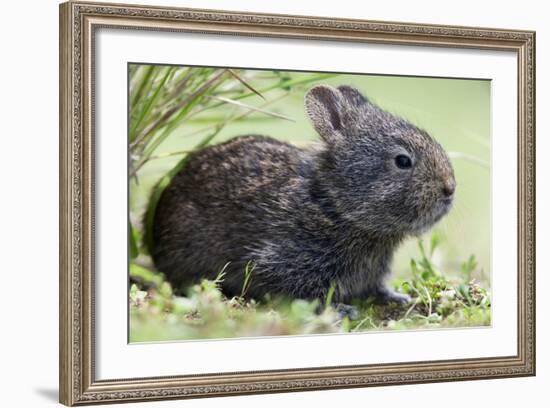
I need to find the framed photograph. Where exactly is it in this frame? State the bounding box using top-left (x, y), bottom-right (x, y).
top-left (59, 1), bottom-right (536, 405)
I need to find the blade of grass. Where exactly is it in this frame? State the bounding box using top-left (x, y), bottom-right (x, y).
top-left (403, 296), bottom-right (422, 319)
top-left (214, 262), bottom-right (231, 286)
top-left (423, 286), bottom-right (433, 317)
top-left (352, 314), bottom-right (377, 331)
top-left (130, 66), bottom-right (174, 142)
top-left (241, 261), bottom-right (256, 298)
top-left (130, 65), bottom-right (155, 109)
top-left (189, 72), bottom-right (338, 118)
top-left (131, 69), bottom-right (227, 158)
top-left (129, 222), bottom-right (139, 260)
top-left (448, 151), bottom-right (489, 169)
top-left (130, 69), bottom-right (158, 132)
top-left (145, 92), bottom-right (292, 162)
top-left (325, 283), bottom-right (336, 309)
top-left (167, 68), bottom-right (195, 100)
top-left (183, 90), bottom-right (290, 132)
top-left (208, 95), bottom-right (295, 122)
top-left (228, 69), bottom-right (266, 100)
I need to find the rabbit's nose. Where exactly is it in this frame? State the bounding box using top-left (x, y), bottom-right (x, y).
top-left (442, 180), bottom-right (456, 197)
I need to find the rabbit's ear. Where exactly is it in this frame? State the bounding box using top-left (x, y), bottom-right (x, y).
top-left (305, 85), bottom-right (346, 144)
top-left (337, 85), bottom-right (368, 108)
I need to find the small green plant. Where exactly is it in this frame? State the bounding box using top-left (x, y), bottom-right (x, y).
top-left (325, 283), bottom-right (336, 309)
top-left (352, 234), bottom-right (491, 332)
top-left (240, 261), bottom-right (256, 298)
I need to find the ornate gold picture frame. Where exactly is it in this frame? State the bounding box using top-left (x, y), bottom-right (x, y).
top-left (59, 1), bottom-right (535, 405)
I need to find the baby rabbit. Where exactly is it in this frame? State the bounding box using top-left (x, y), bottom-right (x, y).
top-left (151, 85), bottom-right (455, 310)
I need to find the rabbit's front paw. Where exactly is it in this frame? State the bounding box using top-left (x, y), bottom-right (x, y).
top-left (335, 303), bottom-right (360, 320)
top-left (375, 287), bottom-right (411, 305)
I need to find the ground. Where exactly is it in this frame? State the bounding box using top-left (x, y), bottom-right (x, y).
top-left (129, 236), bottom-right (490, 342)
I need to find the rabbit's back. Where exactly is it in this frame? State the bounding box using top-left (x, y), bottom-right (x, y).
top-left (152, 135), bottom-right (315, 295)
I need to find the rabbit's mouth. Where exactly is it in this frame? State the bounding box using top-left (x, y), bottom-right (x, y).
top-left (407, 198), bottom-right (453, 235)
top-left (431, 197), bottom-right (454, 223)
top-left (441, 197), bottom-right (454, 206)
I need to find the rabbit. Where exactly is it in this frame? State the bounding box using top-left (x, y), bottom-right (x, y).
top-left (150, 84), bottom-right (455, 314)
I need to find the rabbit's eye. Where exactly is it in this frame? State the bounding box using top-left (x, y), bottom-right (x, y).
top-left (395, 154), bottom-right (412, 169)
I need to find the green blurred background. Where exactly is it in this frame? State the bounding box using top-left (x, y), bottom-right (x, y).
top-left (130, 67), bottom-right (491, 286)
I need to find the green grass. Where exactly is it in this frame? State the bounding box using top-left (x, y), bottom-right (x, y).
top-left (128, 64), bottom-right (492, 342)
top-left (129, 232), bottom-right (490, 342)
